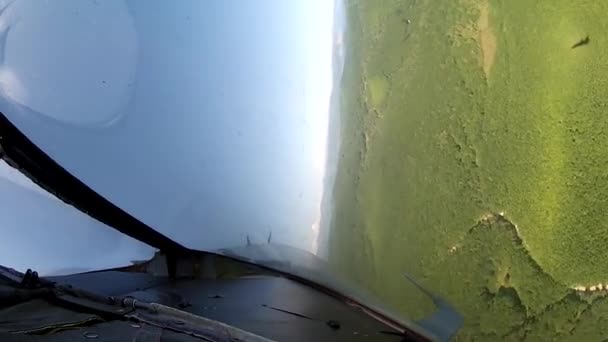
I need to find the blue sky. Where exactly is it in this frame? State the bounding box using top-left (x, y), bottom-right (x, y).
top-left (0, 160), bottom-right (154, 275)
top-left (0, 0), bottom-right (337, 274)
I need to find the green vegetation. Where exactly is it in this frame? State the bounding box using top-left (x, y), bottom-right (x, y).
top-left (329, 0), bottom-right (608, 339)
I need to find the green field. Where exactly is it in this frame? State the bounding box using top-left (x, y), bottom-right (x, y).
top-left (329, 0), bottom-right (608, 340)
